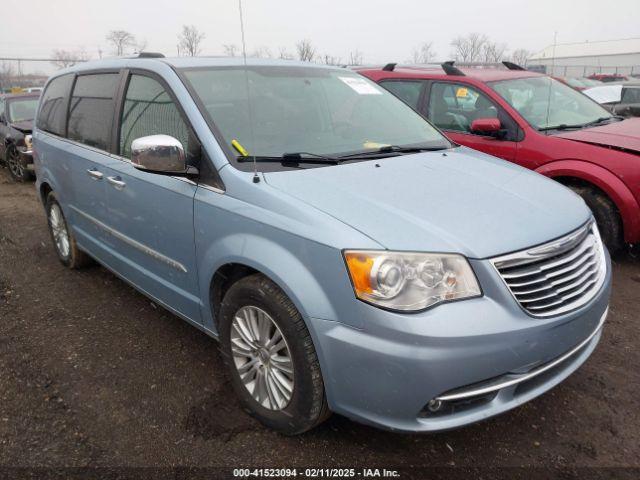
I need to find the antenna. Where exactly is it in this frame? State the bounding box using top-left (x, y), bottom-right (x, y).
top-left (544, 31), bottom-right (557, 130)
top-left (238, 0), bottom-right (260, 183)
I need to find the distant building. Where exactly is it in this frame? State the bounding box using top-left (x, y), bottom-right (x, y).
top-left (528, 37), bottom-right (640, 77)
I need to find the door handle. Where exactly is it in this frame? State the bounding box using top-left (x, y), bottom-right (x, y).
top-left (87, 169), bottom-right (103, 180)
top-left (107, 176), bottom-right (126, 190)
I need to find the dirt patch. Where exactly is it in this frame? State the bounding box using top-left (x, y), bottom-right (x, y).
top-left (184, 385), bottom-right (260, 442)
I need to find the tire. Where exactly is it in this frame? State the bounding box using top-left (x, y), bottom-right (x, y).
top-left (45, 192), bottom-right (92, 269)
top-left (219, 273), bottom-right (330, 435)
top-left (6, 146), bottom-right (33, 182)
top-left (570, 186), bottom-right (624, 253)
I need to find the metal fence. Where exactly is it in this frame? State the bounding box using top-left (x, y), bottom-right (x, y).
top-left (0, 57), bottom-right (86, 92)
top-left (527, 64), bottom-right (640, 77)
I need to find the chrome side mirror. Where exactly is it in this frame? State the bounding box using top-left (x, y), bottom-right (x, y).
top-left (131, 135), bottom-right (187, 174)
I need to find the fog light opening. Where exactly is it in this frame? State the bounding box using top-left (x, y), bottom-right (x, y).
top-left (427, 399), bottom-right (443, 412)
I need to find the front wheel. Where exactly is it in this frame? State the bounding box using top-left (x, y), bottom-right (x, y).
top-left (219, 274), bottom-right (330, 435)
top-left (6, 147), bottom-right (33, 182)
top-left (570, 186), bottom-right (624, 254)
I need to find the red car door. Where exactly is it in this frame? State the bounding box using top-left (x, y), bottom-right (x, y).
top-left (425, 81), bottom-right (519, 161)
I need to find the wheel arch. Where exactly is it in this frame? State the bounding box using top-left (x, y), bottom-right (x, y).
top-left (201, 234), bottom-right (346, 334)
top-left (536, 159), bottom-right (640, 243)
top-left (39, 181), bottom-right (53, 205)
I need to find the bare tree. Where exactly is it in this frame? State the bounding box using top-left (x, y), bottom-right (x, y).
top-left (50, 49), bottom-right (87, 69)
top-left (347, 50), bottom-right (364, 66)
top-left (450, 33), bottom-right (488, 62)
top-left (481, 41), bottom-right (508, 63)
top-left (223, 44), bottom-right (239, 57)
top-left (252, 46), bottom-right (272, 58)
top-left (321, 54), bottom-right (342, 65)
top-left (0, 62), bottom-right (15, 90)
top-left (509, 48), bottom-right (531, 66)
top-left (106, 30), bottom-right (137, 56)
top-left (296, 39), bottom-right (316, 62)
top-left (135, 38), bottom-right (148, 54)
top-left (278, 47), bottom-right (294, 60)
top-left (178, 25), bottom-right (205, 57)
top-left (411, 42), bottom-right (435, 64)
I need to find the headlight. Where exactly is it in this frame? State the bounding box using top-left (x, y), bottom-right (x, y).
top-left (24, 135), bottom-right (33, 151)
top-left (344, 250), bottom-right (481, 311)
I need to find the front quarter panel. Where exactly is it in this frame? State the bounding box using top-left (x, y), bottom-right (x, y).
top-left (194, 168), bottom-right (383, 334)
top-left (535, 158), bottom-right (640, 243)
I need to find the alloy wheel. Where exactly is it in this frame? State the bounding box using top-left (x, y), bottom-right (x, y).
top-left (49, 204), bottom-right (70, 259)
top-left (7, 149), bottom-right (25, 180)
top-left (230, 306), bottom-right (295, 410)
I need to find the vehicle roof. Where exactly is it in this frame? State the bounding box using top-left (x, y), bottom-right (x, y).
top-left (355, 65), bottom-right (543, 82)
top-left (53, 56), bottom-right (347, 76)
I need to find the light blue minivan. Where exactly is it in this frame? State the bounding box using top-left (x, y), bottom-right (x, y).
top-left (34, 55), bottom-right (611, 434)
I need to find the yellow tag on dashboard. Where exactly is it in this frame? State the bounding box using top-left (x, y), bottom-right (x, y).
top-left (456, 87), bottom-right (468, 98)
top-left (363, 141), bottom-right (391, 149)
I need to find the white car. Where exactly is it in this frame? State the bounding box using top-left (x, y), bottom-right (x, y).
top-left (583, 83), bottom-right (640, 117)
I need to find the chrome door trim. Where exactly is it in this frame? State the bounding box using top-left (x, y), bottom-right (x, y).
top-left (106, 176), bottom-right (126, 190)
top-left (87, 169), bottom-right (104, 180)
top-left (435, 307), bottom-right (608, 402)
top-left (69, 205), bottom-right (188, 273)
top-left (198, 184), bottom-right (225, 195)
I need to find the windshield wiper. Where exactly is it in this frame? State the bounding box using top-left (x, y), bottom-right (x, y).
top-left (583, 116), bottom-right (623, 127)
top-left (539, 116), bottom-right (621, 132)
top-left (538, 123), bottom-right (584, 132)
top-left (237, 152), bottom-right (341, 165)
top-left (336, 144), bottom-right (447, 159)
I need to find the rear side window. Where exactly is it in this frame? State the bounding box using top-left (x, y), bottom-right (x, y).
top-left (119, 74), bottom-right (190, 158)
top-left (68, 73), bottom-right (120, 151)
top-left (37, 74), bottom-right (73, 136)
top-left (380, 80), bottom-right (424, 110)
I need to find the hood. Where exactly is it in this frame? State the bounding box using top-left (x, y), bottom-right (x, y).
top-left (264, 147), bottom-right (591, 258)
top-left (10, 120), bottom-right (33, 133)
top-left (553, 118), bottom-right (640, 154)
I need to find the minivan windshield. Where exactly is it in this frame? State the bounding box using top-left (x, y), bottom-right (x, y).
top-left (491, 76), bottom-right (613, 131)
top-left (182, 66), bottom-right (450, 165)
top-left (8, 98), bottom-right (39, 123)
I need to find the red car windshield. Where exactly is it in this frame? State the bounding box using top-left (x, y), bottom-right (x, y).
top-left (490, 77), bottom-right (612, 130)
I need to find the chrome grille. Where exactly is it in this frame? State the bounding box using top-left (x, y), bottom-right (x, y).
top-left (491, 221), bottom-right (606, 317)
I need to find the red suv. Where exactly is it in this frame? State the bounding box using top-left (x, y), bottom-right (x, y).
top-left (358, 62), bottom-right (640, 252)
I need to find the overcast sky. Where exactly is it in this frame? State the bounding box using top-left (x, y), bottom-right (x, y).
top-left (2, 0), bottom-right (639, 74)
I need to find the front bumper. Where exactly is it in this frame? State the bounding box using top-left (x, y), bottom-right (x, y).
top-left (310, 253), bottom-right (612, 432)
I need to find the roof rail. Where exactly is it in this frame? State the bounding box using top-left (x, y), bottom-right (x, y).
top-left (441, 61), bottom-right (465, 76)
top-left (502, 61), bottom-right (526, 71)
top-left (137, 52), bottom-right (165, 59)
top-left (382, 63), bottom-right (397, 72)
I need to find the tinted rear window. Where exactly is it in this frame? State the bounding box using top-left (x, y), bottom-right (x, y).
top-left (68, 73), bottom-right (120, 151)
top-left (37, 74), bottom-right (73, 136)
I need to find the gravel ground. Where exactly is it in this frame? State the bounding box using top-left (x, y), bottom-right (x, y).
top-left (0, 168), bottom-right (638, 478)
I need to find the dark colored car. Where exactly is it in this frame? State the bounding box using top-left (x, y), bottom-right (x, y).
top-left (0, 92), bottom-right (40, 181)
top-left (584, 83), bottom-right (640, 118)
top-left (358, 62), bottom-right (640, 253)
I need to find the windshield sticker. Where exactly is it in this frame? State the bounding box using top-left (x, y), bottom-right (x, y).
top-left (339, 77), bottom-right (383, 95)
